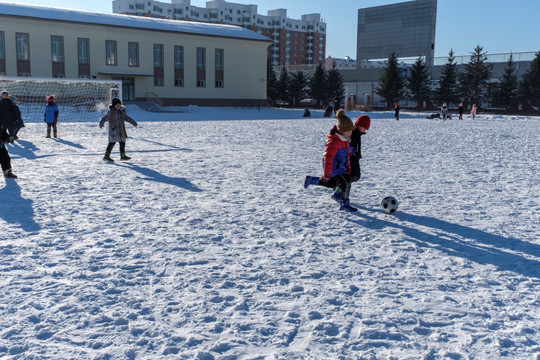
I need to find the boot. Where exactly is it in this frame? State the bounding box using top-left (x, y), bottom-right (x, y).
top-left (304, 176), bottom-right (319, 188)
top-left (340, 199), bottom-right (357, 212)
top-left (4, 169), bottom-right (18, 179)
top-left (46, 129), bottom-right (51, 138)
top-left (120, 153), bottom-right (131, 161)
top-left (331, 187), bottom-right (342, 202)
top-left (103, 152), bottom-right (114, 162)
top-left (53, 130), bottom-right (58, 138)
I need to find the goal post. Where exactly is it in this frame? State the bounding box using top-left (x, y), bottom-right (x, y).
top-left (0, 76), bottom-right (122, 123)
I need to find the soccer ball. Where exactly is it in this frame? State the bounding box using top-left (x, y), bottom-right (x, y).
top-left (381, 196), bottom-right (399, 214)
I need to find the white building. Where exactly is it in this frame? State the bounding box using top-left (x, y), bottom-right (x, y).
top-left (113, 0), bottom-right (326, 69)
top-left (0, 2), bottom-right (271, 106)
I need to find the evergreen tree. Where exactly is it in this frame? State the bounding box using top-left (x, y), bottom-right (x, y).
top-left (519, 51), bottom-right (540, 108)
top-left (326, 61), bottom-right (345, 103)
top-left (266, 60), bottom-right (279, 104)
top-left (308, 62), bottom-right (328, 107)
top-left (406, 56), bottom-right (431, 110)
top-left (434, 49), bottom-right (460, 106)
top-left (376, 52), bottom-right (406, 108)
top-left (491, 54), bottom-right (519, 109)
top-left (277, 67), bottom-right (290, 104)
top-left (458, 45), bottom-right (493, 106)
top-left (289, 71), bottom-right (309, 106)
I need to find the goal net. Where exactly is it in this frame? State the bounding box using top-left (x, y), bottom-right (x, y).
top-left (0, 77), bottom-right (122, 123)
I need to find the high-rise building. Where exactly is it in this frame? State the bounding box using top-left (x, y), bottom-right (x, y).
top-left (356, 0), bottom-right (437, 68)
top-left (113, 0), bottom-right (326, 69)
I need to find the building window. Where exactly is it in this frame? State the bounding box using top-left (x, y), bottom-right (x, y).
top-left (215, 48), bottom-right (224, 88)
top-left (128, 42), bottom-right (139, 67)
top-left (154, 44), bottom-right (164, 86)
top-left (51, 36), bottom-right (64, 63)
top-left (197, 47), bottom-right (205, 70)
top-left (0, 31), bottom-right (4, 75)
top-left (78, 38), bottom-right (89, 64)
top-left (174, 45), bottom-right (184, 87)
top-left (16, 33), bottom-right (31, 76)
top-left (51, 35), bottom-right (65, 78)
top-left (16, 33), bottom-right (29, 61)
top-left (196, 47), bottom-right (206, 87)
top-left (106, 40), bottom-right (117, 66)
top-left (77, 38), bottom-right (90, 78)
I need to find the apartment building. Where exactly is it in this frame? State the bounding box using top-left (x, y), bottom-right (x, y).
top-left (0, 2), bottom-right (271, 106)
top-left (113, 0), bottom-right (326, 68)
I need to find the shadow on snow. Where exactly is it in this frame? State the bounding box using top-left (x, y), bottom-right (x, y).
top-left (0, 180), bottom-right (40, 232)
top-left (115, 162), bottom-right (202, 192)
top-left (348, 205), bottom-right (540, 280)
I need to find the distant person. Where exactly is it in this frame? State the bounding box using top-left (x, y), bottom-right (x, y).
top-left (334, 97), bottom-right (341, 114)
top-left (458, 103), bottom-right (464, 120)
top-left (394, 102), bottom-right (400, 121)
top-left (471, 104), bottom-right (477, 120)
top-left (323, 105), bottom-right (333, 117)
top-left (303, 108), bottom-right (311, 117)
top-left (99, 97), bottom-right (138, 162)
top-left (441, 103), bottom-right (450, 120)
top-left (304, 109), bottom-right (358, 212)
top-left (44, 94), bottom-right (59, 138)
top-left (0, 91), bottom-right (17, 178)
top-left (9, 96), bottom-right (24, 139)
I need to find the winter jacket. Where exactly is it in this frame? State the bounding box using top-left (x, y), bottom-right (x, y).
top-left (323, 125), bottom-right (351, 178)
top-left (12, 105), bottom-right (24, 133)
top-left (470, 105), bottom-right (477, 115)
top-left (99, 105), bottom-right (137, 143)
top-left (44, 102), bottom-right (59, 124)
top-left (0, 98), bottom-right (16, 147)
top-left (349, 127), bottom-right (366, 159)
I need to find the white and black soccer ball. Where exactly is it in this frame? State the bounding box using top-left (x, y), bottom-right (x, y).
top-left (381, 196), bottom-right (399, 214)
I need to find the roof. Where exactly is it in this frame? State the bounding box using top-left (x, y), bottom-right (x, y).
top-left (0, 2), bottom-right (271, 42)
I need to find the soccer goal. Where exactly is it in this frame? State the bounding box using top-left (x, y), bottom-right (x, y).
top-left (0, 77), bottom-right (122, 123)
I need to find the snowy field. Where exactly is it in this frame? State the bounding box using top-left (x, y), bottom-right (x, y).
top-left (0, 106), bottom-right (539, 359)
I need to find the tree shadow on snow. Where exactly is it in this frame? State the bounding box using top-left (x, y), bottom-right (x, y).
top-left (348, 205), bottom-right (540, 280)
top-left (115, 163), bottom-right (202, 192)
top-left (0, 180), bottom-right (40, 232)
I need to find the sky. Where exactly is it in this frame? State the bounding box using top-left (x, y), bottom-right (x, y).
top-left (5, 0), bottom-right (540, 60)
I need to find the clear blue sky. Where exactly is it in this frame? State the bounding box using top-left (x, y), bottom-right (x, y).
top-left (6, 0), bottom-right (540, 59)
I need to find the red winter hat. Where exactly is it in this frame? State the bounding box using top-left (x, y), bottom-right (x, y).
top-left (356, 115), bottom-right (370, 130)
top-left (47, 95), bottom-right (55, 102)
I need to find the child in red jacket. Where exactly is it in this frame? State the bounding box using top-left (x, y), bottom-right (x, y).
top-left (304, 109), bottom-right (357, 212)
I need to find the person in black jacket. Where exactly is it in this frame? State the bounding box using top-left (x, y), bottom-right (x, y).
top-left (349, 115), bottom-right (370, 183)
top-left (9, 96), bottom-right (25, 139)
top-left (394, 102), bottom-right (400, 121)
top-left (0, 91), bottom-right (17, 178)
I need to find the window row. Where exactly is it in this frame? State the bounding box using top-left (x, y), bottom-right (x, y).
top-left (0, 31), bottom-right (224, 88)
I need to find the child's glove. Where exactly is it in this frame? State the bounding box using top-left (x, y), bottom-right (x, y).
top-left (346, 166), bottom-right (351, 175)
top-left (54, 118), bottom-right (58, 124)
top-left (9, 136), bottom-right (15, 143)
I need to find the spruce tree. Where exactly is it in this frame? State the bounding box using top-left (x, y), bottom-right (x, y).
top-left (407, 56), bottom-right (431, 110)
top-left (309, 62), bottom-right (327, 107)
top-left (326, 61), bottom-right (345, 104)
top-left (289, 71), bottom-right (309, 107)
top-left (491, 54), bottom-right (519, 109)
top-left (458, 45), bottom-right (493, 106)
top-left (266, 60), bottom-right (279, 104)
top-left (277, 67), bottom-right (290, 105)
top-left (376, 52), bottom-right (405, 108)
top-left (434, 50), bottom-right (460, 106)
top-left (519, 51), bottom-right (540, 108)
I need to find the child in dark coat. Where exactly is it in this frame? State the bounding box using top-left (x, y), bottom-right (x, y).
top-left (9, 96), bottom-right (24, 139)
top-left (349, 115), bottom-right (370, 183)
top-left (0, 91), bottom-right (17, 178)
top-left (99, 98), bottom-right (138, 162)
top-left (304, 109), bottom-right (357, 212)
top-left (44, 95), bottom-right (59, 138)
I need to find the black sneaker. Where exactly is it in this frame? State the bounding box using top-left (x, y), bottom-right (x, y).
top-left (103, 154), bottom-right (114, 162)
top-left (120, 154), bottom-right (131, 161)
top-left (4, 170), bottom-right (18, 179)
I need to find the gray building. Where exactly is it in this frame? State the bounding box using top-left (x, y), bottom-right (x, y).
top-left (357, 0), bottom-right (437, 68)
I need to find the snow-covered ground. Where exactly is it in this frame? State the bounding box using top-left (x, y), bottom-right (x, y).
top-left (0, 106), bottom-right (539, 359)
